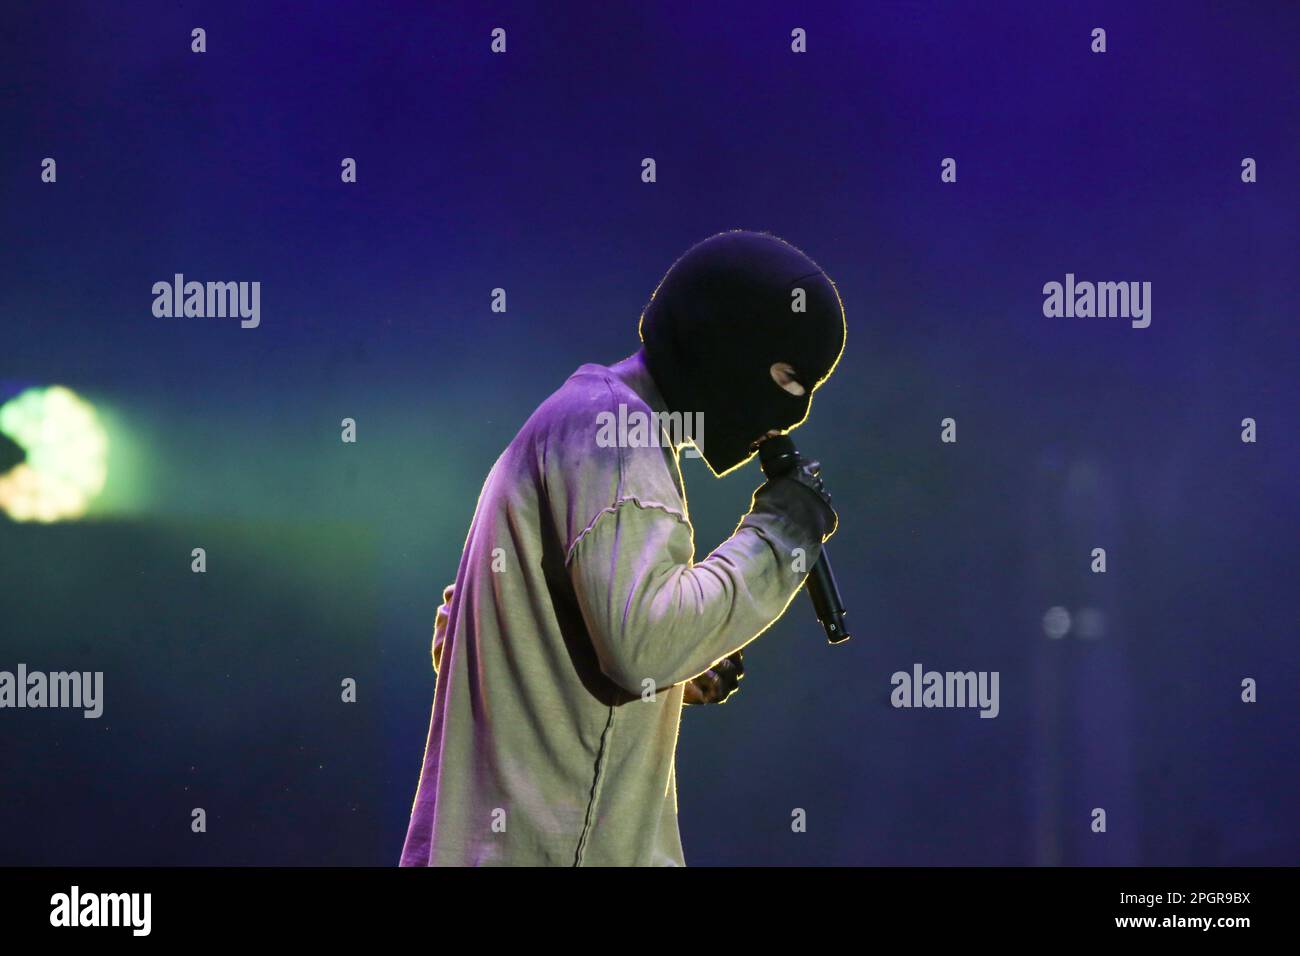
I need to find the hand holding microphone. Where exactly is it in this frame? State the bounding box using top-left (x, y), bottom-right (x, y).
top-left (753, 452), bottom-right (838, 542)
top-left (753, 435), bottom-right (851, 644)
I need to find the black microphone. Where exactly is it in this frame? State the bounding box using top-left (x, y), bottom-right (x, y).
top-left (758, 435), bottom-right (850, 645)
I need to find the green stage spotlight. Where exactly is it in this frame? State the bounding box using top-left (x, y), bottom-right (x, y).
top-left (0, 386), bottom-right (108, 522)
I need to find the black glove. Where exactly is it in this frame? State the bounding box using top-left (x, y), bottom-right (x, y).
top-left (683, 651), bottom-right (745, 705)
top-left (751, 457), bottom-right (838, 542)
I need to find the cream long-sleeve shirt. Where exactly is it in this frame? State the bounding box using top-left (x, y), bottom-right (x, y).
top-left (399, 355), bottom-right (822, 866)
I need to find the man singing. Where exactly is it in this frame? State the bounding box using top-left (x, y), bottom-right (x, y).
top-left (400, 229), bottom-right (846, 866)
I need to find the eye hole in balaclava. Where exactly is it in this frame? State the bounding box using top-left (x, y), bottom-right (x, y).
top-left (770, 362), bottom-right (807, 396)
top-left (638, 230), bottom-right (846, 476)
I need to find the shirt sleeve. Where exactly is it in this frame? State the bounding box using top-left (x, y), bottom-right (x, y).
top-left (566, 483), bottom-right (822, 695)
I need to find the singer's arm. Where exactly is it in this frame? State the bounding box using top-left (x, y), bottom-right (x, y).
top-left (567, 488), bottom-right (824, 695)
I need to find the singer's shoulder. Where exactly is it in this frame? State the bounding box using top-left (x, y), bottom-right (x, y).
top-left (529, 364), bottom-right (654, 440)
top-left (564, 363), bottom-right (652, 412)
top-left (520, 364), bottom-right (680, 485)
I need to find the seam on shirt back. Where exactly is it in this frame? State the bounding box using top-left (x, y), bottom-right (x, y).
top-left (573, 704), bottom-right (618, 866)
top-left (568, 372), bottom-right (685, 865)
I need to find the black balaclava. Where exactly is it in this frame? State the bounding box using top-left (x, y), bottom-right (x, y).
top-left (638, 230), bottom-right (846, 476)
